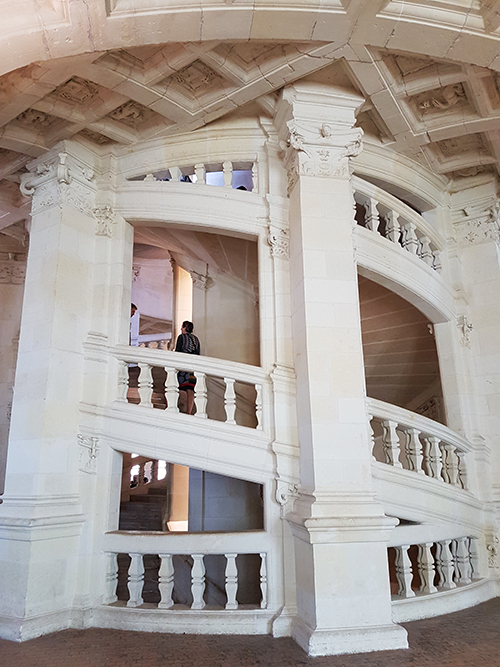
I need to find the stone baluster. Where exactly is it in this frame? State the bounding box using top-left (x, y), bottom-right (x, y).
top-left (363, 196), bottom-right (380, 233)
top-left (402, 222), bottom-right (419, 254)
top-left (191, 554), bottom-right (206, 610)
top-left (432, 250), bottom-right (442, 272)
top-left (224, 553), bottom-right (239, 610)
top-left (224, 377), bottom-right (237, 424)
top-left (417, 543), bottom-right (438, 594)
top-left (138, 363), bottom-right (153, 408)
top-left (381, 419), bottom-right (403, 467)
top-left (368, 415), bottom-right (377, 461)
top-left (469, 538), bottom-right (481, 580)
top-left (138, 462), bottom-right (145, 486)
top-left (402, 427), bottom-right (425, 474)
top-left (450, 539), bottom-right (459, 580)
top-left (418, 235), bottom-right (434, 266)
top-left (456, 450), bottom-right (468, 490)
top-left (442, 444), bottom-right (460, 486)
top-left (435, 540), bottom-right (456, 589)
top-left (394, 545), bottom-right (415, 598)
top-left (117, 361), bottom-right (129, 402)
top-left (170, 166), bottom-right (182, 182)
top-left (103, 553), bottom-right (118, 604)
top-left (421, 435), bottom-right (443, 479)
top-left (165, 366), bottom-right (179, 413)
top-left (150, 459), bottom-right (158, 483)
top-left (127, 553), bottom-right (145, 607)
top-left (384, 210), bottom-right (401, 244)
top-left (158, 554), bottom-right (175, 609)
top-left (251, 162), bottom-right (258, 193)
top-left (255, 383), bottom-right (263, 430)
top-left (454, 537), bottom-right (472, 583)
top-left (195, 163), bottom-right (206, 184)
top-left (259, 553), bottom-right (268, 609)
top-left (194, 372), bottom-right (208, 419)
top-left (222, 161), bottom-right (233, 188)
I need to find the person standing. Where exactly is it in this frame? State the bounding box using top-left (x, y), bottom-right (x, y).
top-left (175, 321), bottom-right (200, 415)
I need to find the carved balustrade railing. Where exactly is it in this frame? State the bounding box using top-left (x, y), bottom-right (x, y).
top-left (368, 398), bottom-right (471, 490)
top-left (112, 345), bottom-right (269, 432)
top-left (353, 176), bottom-right (444, 272)
top-left (103, 531), bottom-right (269, 611)
top-left (388, 536), bottom-right (481, 600)
top-left (126, 160), bottom-right (257, 192)
top-left (137, 333), bottom-right (171, 350)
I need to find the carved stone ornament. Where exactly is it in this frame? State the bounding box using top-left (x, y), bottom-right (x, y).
top-left (77, 434), bottom-right (99, 475)
top-left (190, 270), bottom-right (211, 291)
top-left (457, 315), bottom-right (473, 348)
top-left (454, 201), bottom-right (500, 246)
top-left (0, 260), bottom-right (26, 284)
top-left (281, 119), bottom-right (363, 195)
top-left (20, 152), bottom-right (96, 216)
top-left (486, 534), bottom-right (499, 568)
top-left (132, 264), bottom-right (141, 282)
top-left (94, 205), bottom-right (115, 238)
top-left (275, 479), bottom-right (300, 517)
top-left (268, 225), bottom-right (290, 259)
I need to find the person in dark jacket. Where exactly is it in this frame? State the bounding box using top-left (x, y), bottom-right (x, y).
top-left (175, 321), bottom-right (200, 415)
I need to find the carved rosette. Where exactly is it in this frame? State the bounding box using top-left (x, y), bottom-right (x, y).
top-left (94, 205), bottom-right (115, 238)
top-left (77, 434), bottom-right (100, 475)
top-left (268, 224), bottom-right (290, 259)
top-left (21, 151), bottom-right (96, 216)
top-left (280, 120), bottom-right (363, 195)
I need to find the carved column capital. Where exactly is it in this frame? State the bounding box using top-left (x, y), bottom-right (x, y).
top-left (77, 434), bottom-right (100, 475)
top-left (94, 205), bottom-right (116, 237)
top-left (190, 270), bottom-right (212, 291)
top-left (268, 224), bottom-right (290, 259)
top-left (274, 83), bottom-right (365, 194)
top-left (457, 315), bottom-right (473, 348)
top-left (20, 149), bottom-right (96, 216)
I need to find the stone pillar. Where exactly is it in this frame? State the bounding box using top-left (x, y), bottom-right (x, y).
top-left (274, 83), bottom-right (408, 656)
top-left (0, 143), bottom-right (97, 640)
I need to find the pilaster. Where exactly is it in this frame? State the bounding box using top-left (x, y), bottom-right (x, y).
top-left (274, 82), bottom-right (408, 656)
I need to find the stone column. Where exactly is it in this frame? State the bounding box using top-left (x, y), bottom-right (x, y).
top-left (0, 142), bottom-right (97, 640)
top-left (274, 83), bottom-right (408, 656)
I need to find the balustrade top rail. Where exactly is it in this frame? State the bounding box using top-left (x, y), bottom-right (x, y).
top-left (352, 175), bottom-right (446, 273)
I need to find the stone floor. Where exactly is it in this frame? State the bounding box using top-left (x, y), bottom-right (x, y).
top-left (1, 599), bottom-right (499, 666)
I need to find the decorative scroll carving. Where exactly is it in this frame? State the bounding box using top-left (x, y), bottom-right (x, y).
top-left (20, 152), bottom-right (96, 216)
top-left (457, 315), bottom-right (473, 348)
top-left (275, 479), bottom-right (300, 516)
top-left (486, 534), bottom-right (499, 567)
top-left (268, 225), bottom-right (290, 259)
top-left (0, 261), bottom-right (26, 284)
top-left (77, 434), bottom-right (99, 475)
top-left (94, 205), bottom-right (115, 238)
top-left (190, 270), bottom-right (211, 291)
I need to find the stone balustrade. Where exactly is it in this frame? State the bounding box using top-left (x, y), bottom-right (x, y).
top-left (103, 531), bottom-right (269, 611)
top-left (389, 536), bottom-right (480, 600)
top-left (126, 160), bottom-right (257, 192)
top-left (353, 176), bottom-right (444, 272)
top-left (112, 345), bottom-right (268, 431)
top-left (368, 398), bottom-right (471, 490)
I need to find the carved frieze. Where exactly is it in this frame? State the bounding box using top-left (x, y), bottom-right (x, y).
top-left (268, 225), bottom-right (290, 259)
top-left (77, 434), bottom-right (99, 475)
top-left (94, 205), bottom-right (115, 238)
top-left (454, 201), bottom-right (500, 246)
top-left (20, 151), bottom-right (96, 216)
top-left (0, 260), bottom-right (26, 284)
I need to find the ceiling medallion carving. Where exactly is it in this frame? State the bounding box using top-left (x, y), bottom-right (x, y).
top-left (437, 133), bottom-right (488, 158)
top-left (172, 60), bottom-right (224, 95)
top-left (109, 101), bottom-right (147, 127)
top-left (417, 84), bottom-right (467, 112)
top-left (79, 128), bottom-right (116, 146)
top-left (54, 77), bottom-right (99, 104)
top-left (15, 109), bottom-right (53, 127)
